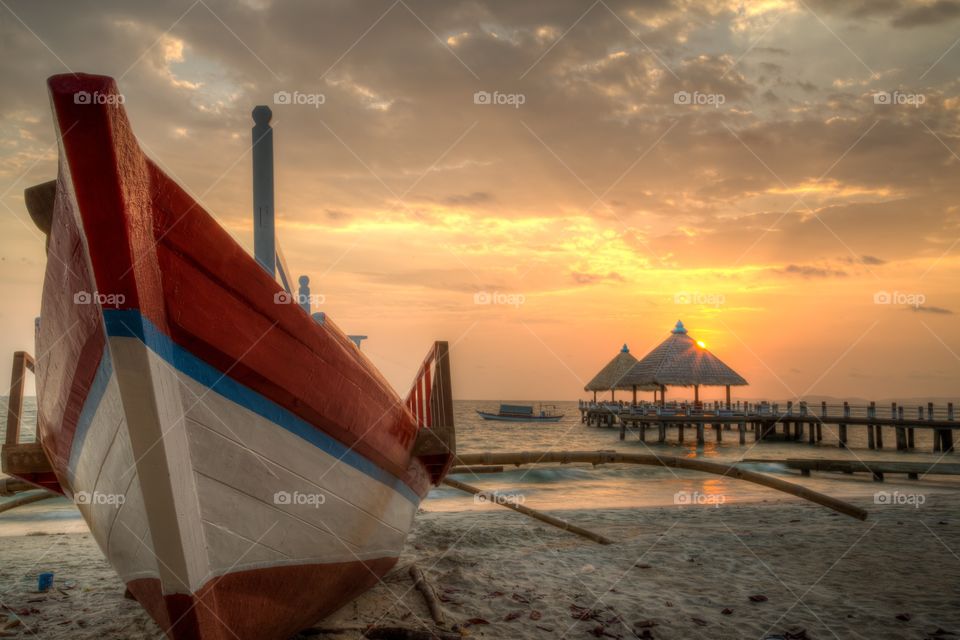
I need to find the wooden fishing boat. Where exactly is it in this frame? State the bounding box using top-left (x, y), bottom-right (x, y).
top-left (476, 403), bottom-right (564, 422)
top-left (3, 73), bottom-right (455, 640)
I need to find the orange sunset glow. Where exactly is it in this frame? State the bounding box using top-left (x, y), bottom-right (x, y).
top-left (1, 0), bottom-right (958, 402)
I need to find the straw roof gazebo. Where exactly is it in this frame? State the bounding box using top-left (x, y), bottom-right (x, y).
top-left (619, 320), bottom-right (748, 406)
top-left (584, 344), bottom-right (642, 402)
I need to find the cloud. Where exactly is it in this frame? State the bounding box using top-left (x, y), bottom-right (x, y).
top-left (908, 305), bottom-right (954, 314)
top-left (442, 191), bottom-right (494, 206)
top-left (774, 264), bottom-right (848, 278)
top-left (571, 270), bottom-right (626, 285)
top-left (892, 0), bottom-right (960, 27)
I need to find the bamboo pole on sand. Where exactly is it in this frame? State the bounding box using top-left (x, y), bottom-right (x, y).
top-left (453, 451), bottom-right (868, 521)
top-left (442, 477), bottom-right (613, 544)
top-left (0, 491), bottom-right (56, 514)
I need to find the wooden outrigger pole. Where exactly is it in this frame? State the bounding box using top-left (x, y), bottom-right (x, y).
top-left (454, 451), bottom-right (868, 521)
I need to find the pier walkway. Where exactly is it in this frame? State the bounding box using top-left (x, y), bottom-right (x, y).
top-left (579, 400), bottom-right (957, 452)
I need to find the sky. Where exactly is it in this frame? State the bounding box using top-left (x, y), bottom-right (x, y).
top-left (0, 0), bottom-right (959, 402)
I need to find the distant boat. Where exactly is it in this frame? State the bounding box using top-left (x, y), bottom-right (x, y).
top-left (477, 403), bottom-right (565, 422)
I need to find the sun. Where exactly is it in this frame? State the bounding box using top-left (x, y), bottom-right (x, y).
top-left (696, 340), bottom-right (706, 348)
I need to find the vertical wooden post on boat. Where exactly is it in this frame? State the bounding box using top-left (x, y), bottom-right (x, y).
top-left (867, 402), bottom-right (876, 449)
top-left (252, 106), bottom-right (276, 276)
top-left (297, 275), bottom-right (311, 314)
top-left (5, 351), bottom-right (34, 446)
top-left (839, 402), bottom-right (849, 448)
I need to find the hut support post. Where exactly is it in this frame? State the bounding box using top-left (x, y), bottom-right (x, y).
top-left (725, 385), bottom-right (731, 409)
top-left (944, 403), bottom-right (955, 453)
top-left (659, 385), bottom-right (666, 407)
top-left (893, 402), bottom-right (906, 451)
top-left (839, 402), bottom-right (849, 448)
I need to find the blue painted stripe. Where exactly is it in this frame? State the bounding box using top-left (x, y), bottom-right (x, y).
top-left (102, 309), bottom-right (419, 505)
top-left (67, 348), bottom-right (114, 484)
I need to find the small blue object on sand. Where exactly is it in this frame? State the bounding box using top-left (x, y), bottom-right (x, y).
top-left (38, 572), bottom-right (54, 592)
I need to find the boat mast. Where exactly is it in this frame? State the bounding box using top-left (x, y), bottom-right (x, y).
top-left (252, 105), bottom-right (275, 277)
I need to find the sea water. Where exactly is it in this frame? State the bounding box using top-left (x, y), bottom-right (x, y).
top-left (2, 398), bottom-right (957, 535)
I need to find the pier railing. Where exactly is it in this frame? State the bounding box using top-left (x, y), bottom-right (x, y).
top-left (578, 398), bottom-right (957, 452)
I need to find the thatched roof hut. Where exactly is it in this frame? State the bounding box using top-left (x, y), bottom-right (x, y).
top-left (584, 344), bottom-right (644, 401)
top-left (620, 321), bottom-right (747, 404)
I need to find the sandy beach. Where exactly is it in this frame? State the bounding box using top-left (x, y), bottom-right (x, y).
top-left (2, 490), bottom-right (958, 640)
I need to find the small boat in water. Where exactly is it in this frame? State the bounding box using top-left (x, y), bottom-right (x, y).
top-left (3, 73), bottom-right (456, 640)
top-left (476, 403), bottom-right (565, 422)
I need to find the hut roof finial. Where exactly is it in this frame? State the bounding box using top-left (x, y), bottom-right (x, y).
top-left (621, 343), bottom-right (629, 353)
top-left (672, 320), bottom-right (687, 334)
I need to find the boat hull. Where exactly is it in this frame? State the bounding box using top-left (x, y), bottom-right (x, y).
top-left (31, 73), bottom-right (440, 640)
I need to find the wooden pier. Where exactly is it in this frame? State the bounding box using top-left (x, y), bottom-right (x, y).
top-left (579, 400), bottom-right (957, 452)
